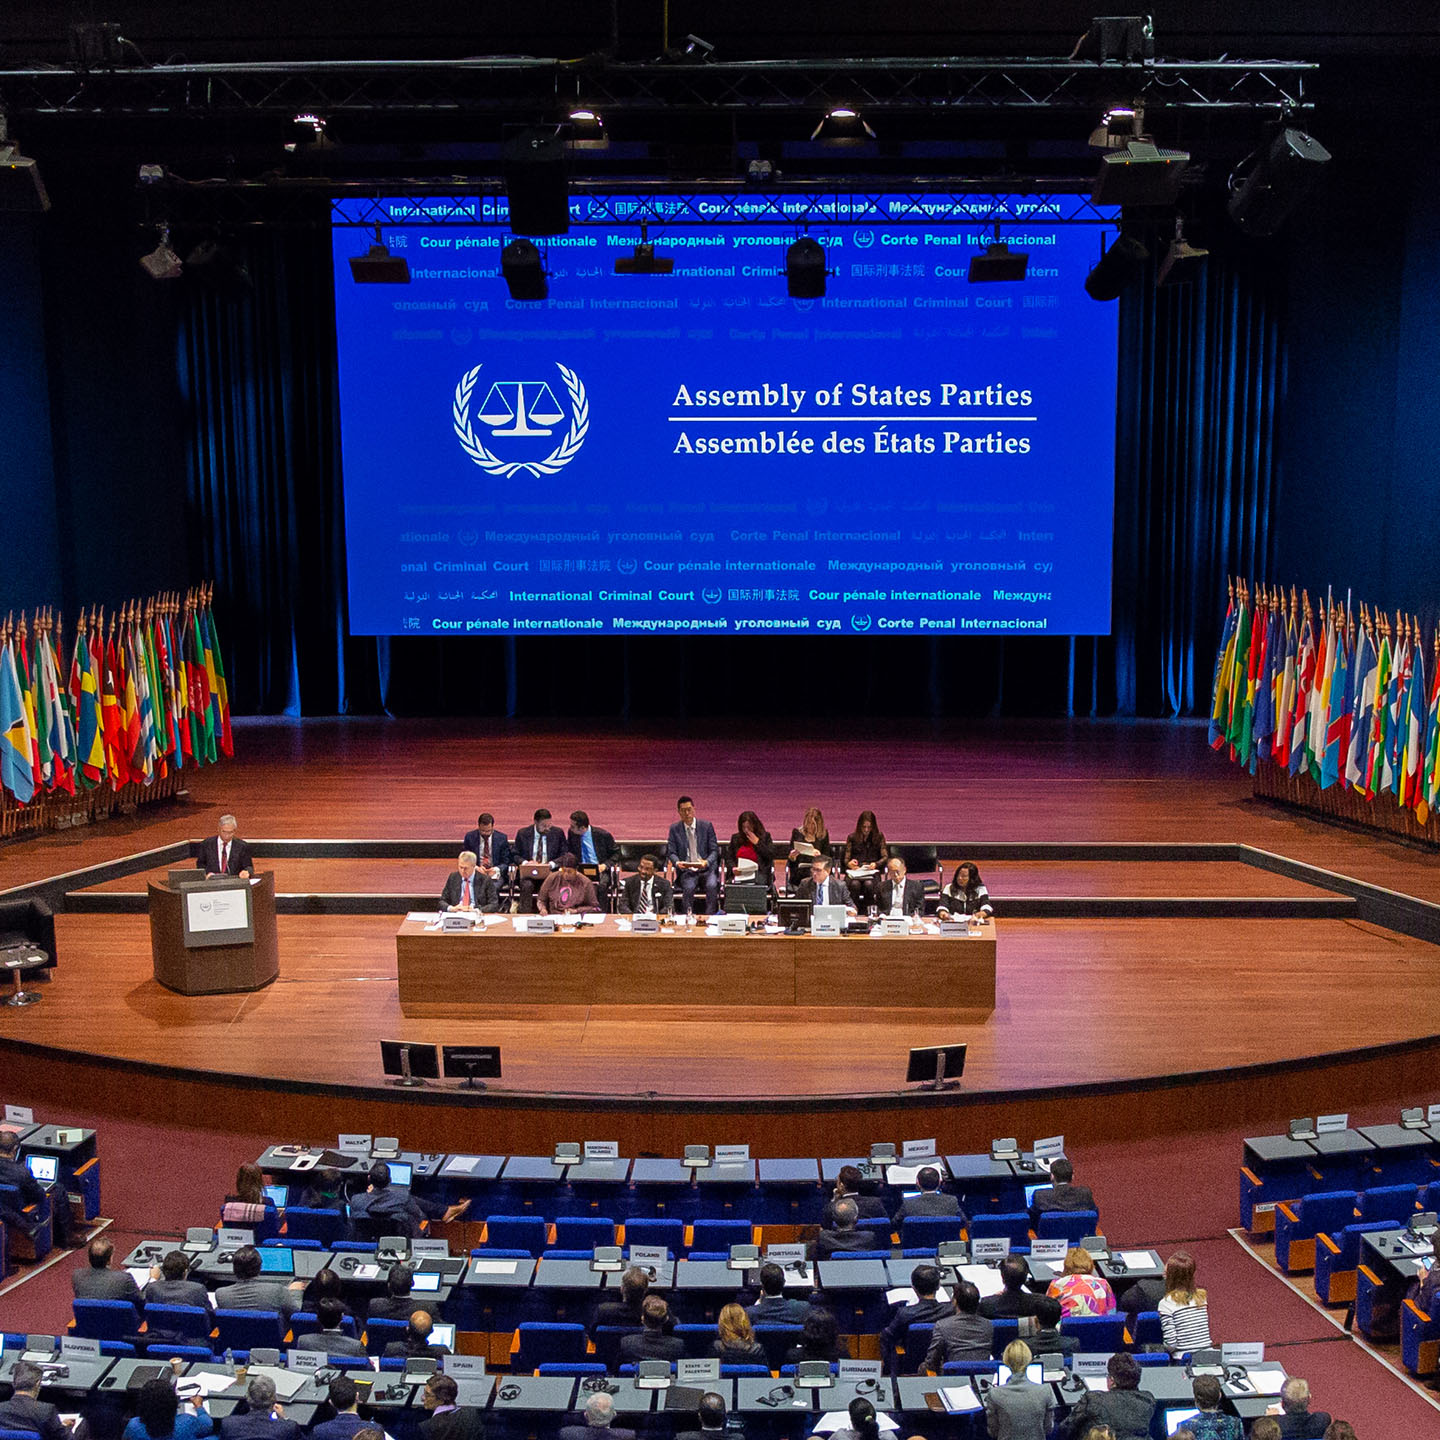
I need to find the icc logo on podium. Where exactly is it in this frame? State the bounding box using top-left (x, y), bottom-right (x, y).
top-left (452, 362), bottom-right (590, 477)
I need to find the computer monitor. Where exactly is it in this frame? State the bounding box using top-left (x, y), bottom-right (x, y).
top-left (380, 1041), bottom-right (440, 1088)
top-left (777, 898), bottom-right (811, 933)
top-left (1024, 1183), bottom-right (1045, 1206)
top-left (998, 1363), bottom-right (1043, 1384)
top-left (1164, 1410), bottom-right (1200, 1436)
top-left (441, 1045), bottom-right (502, 1090)
top-left (257, 1247), bottom-right (295, 1275)
top-left (723, 884), bottom-right (768, 915)
top-left (410, 1271), bottom-right (442, 1293)
top-left (906, 1043), bottom-right (967, 1090)
top-left (25, 1154), bottom-right (58, 1184)
top-left (387, 1161), bottom-right (414, 1188)
top-left (431, 1323), bottom-right (457, 1350)
top-left (263, 1184), bottom-right (288, 1208)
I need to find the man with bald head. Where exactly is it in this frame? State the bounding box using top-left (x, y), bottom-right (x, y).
top-left (382, 1310), bottom-right (452, 1360)
top-left (558, 1393), bottom-right (637, 1440)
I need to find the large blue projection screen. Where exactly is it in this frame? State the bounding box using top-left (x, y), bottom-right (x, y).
top-left (332, 195), bottom-right (1118, 637)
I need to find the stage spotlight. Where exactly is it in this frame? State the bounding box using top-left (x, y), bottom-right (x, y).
top-left (1155, 220), bottom-right (1208, 287)
top-left (1070, 15), bottom-right (1154, 63)
top-left (1227, 127), bottom-right (1331, 237)
top-left (747, 159), bottom-right (776, 183)
top-left (786, 235), bottom-right (828, 298)
top-left (568, 108), bottom-right (604, 136)
top-left (1084, 233), bottom-right (1148, 300)
top-left (1088, 103), bottom-right (1142, 152)
top-left (811, 106), bottom-right (876, 142)
top-left (139, 224), bottom-right (183, 280)
top-left (968, 232), bottom-right (1028, 283)
top-left (285, 112), bottom-right (336, 154)
top-left (348, 225), bottom-right (410, 284)
top-left (663, 33), bottom-right (715, 63)
top-left (614, 222), bottom-right (673, 275)
top-left (1092, 138), bottom-right (1189, 206)
top-left (0, 114), bottom-right (49, 212)
top-left (503, 128), bottom-right (570, 237)
top-left (501, 238), bottom-right (549, 300)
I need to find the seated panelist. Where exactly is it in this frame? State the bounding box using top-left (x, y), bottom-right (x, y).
top-left (567, 809), bottom-right (618, 902)
top-left (936, 860), bottom-right (993, 919)
top-left (513, 807), bottom-right (562, 912)
top-left (440, 852), bottom-right (500, 912)
top-left (537, 854), bottom-right (602, 915)
top-left (796, 856), bottom-right (857, 913)
top-left (876, 856), bottom-right (926, 918)
top-left (461, 811), bottom-right (512, 883)
top-left (197, 812), bottom-right (253, 878)
top-left (728, 810), bottom-right (776, 886)
top-left (618, 854), bottom-right (674, 915)
top-left (666, 795), bottom-right (720, 915)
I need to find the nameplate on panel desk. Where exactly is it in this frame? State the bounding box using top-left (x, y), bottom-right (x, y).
top-left (60, 1336), bottom-right (100, 1360)
top-left (631, 914), bottom-right (660, 932)
top-left (217, 1228), bottom-right (253, 1249)
top-left (412, 1238), bottom-right (449, 1258)
top-left (584, 1141), bottom-right (620, 1160)
top-left (525, 915), bottom-right (556, 934)
top-left (4, 1105), bottom-right (34, 1125)
top-left (1222, 1342), bottom-right (1265, 1367)
top-left (902, 1139), bottom-right (936, 1161)
top-left (628, 1245), bottom-right (668, 1269)
top-left (765, 1243), bottom-right (807, 1265)
top-left (441, 1355), bottom-right (486, 1377)
top-left (939, 920), bottom-right (968, 936)
top-left (881, 918), bottom-right (908, 936)
top-left (1033, 1135), bottom-right (1065, 1160)
top-left (287, 1351), bottom-right (323, 1373)
top-left (838, 1360), bottom-right (883, 1383)
top-left (677, 1359), bottom-right (721, 1385)
top-left (1429, 1104), bottom-right (1440, 1126)
top-left (970, 1238), bottom-right (1010, 1262)
top-left (1316, 1113), bottom-right (1349, 1135)
top-left (1073, 1354), bottom-right (1111, 1377)
top-left (715, 1144), bottom-right (750, 1163)
top-left (338, 1134), bottom-right (373, 1154)
top-left (1030, 1240), bottom-right (1069, 1264)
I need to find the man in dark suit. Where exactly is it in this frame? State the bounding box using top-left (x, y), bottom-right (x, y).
top-left (567, 810), bottom-right (618, 904)
top-left (213, 1245), bottom-right (304, 1321)
top-left (557, 1393), bottom-right (636, 1440)
top-left (1027, 1157), bottom-right (1097, 1226)
top-left (821, 1165), bottom-right (888, 1227)
top-left (1276, 1377), bottom-right (1331, 1438)
top-left (619, 1295), bottom-right (686, 1362)
top-left (879, 1263), bottom-right (954, 1368)
top-left (814, 1198), bottom-right (878, 1260)
top-left (877, 856), bottom-right (927, 918)
top-left (1055, 1351), bottom-right (1154, 1440)
top-left (591, 1265), bottom-right (653, 1335)
top-left (893, 1166), bottom-right (963, 1226)
top-left (0, 1361), bottom-right (68, 1440)
top-left (367, 1264), bottom-right (438, 1322)
top-left (293, 1297), bottom-right (367, 1357)
top-left (978, 1254), bottom-right (1045, 1320)
top-left (461, 812), bottom-right (513, 886)
top-left (73, 1235), bottom-right (143, 1305)
top-left (666, 795), bottom-right (719, 915)
top-left (923, 1280), bottom-right (994, 1370)
top-left (797, 857), bottom-right (857, 913)
top-left (745, 1261), bottom-right (815, 1325)
top-left (220, 1375), bottom-right (303, 1440)
top-left (381, 1310), bottom-right (451, 1360)
top-left (440, 853), bottom-right (500, 913)
top-left (617, 854), bottom-right (674, 916)
top-left (143, 1249), bottom-right (214, 1340)
top-left (513, 808), bottom-right (562, 912)
top-left (197, 813), bottom-right (254, 877)
top-left (0, 1129), bottom-right (70, 1246)
top-left (418, 1373), bottom-right (485, 1440)
top-left (310, 1376), bottom-right (370, 1440)
top-left (349, 1161), bottom-right (470, 1239)
top-left (673, 1392), bottom-right (728, 1440)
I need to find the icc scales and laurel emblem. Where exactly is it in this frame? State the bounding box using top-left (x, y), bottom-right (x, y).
top-left (452, 363), bottom-right (590, 478)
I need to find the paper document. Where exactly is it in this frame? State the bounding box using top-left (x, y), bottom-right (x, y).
top-left (815, 1413), bottom-right (898, 1434)
top-left (1083, 1376), bottom-right (1107, 1392)
top-left (886, 1286), bottom-right (951, 1306)
top-left (847, 866), bottom-right (878, 878)
top-left (1117, 1250), bottom-right (1155, 1268)
top-left (350, 1262), bottom-right (383, 1280)
top-left (245, 1367), bottom-right (308, 1400)
top-left (468, 1259), bottom-right (521, 1275)
top-left (956, 1264), bottom-right (1005, 1298)
top-left (938, 1387), bottom-right (982, 1414)
top-left (127, 1266), bottom-right (152, 1289)
top-left (185, 1373), bottom-right (241, 1397)
top-left (445, 1155), bottom-right (483, 1174)
top-left (885, 1163), bottom-right (942, 1186)
top-left (1241, 1370), bottom-right (1286, 1396)
top-left (406, 911), bottom-right (438, 923)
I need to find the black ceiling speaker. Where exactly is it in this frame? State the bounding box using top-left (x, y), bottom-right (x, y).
top-left (502, 129), bottom-right (570, 237)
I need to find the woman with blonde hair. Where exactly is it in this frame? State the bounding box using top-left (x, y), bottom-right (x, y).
top-left (982, 1339), bottom-right (1054, 1439)
top-left (1046, 1246), bottom-right (1116, 1316)
top-left (712, 1302), bottom-right (766, 1364)
top-left (1158, 1250), bottom-right (1212, 1355)
top-left (787, 807), bottom-right (830, 887)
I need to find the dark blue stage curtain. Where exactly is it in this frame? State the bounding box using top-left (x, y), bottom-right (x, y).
top-left (178, 230), bottom-right (1277, 721)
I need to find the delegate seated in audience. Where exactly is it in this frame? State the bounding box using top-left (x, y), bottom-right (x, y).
top-left (220, 1376), bottom-right (302, 1440)
top-left (440, 852), bottom-right (500, 913)
top-left (143, 1249), bottom-right (214, 1337)
top-left (1320, 1426), bottom-right (1357, 1440)
top-left (728, 811), bottom-right (776, 885)
top-left (221, 1163), bottom-right (279, 1235)
top-left (783, 1308), bottom-right (850, 1368)
top-left (1157, 1250), bottom-right (1212, 1356)
top-left (797, 857), bottom-right (857, 914)
top-left (1027, 1157), bottom-right (1097, 1225)
top-left (124, 1377), bottom-right (214, 1440)
top-left (558, 1394), bottom-right (635, 1440)
top-left (593, 1265), bottom-right (657, 1334)
top-left (295, 1166), bottom-right (346, 1212)
top-left (367, 1263), bottom-right (437, 1321)
top-left (619, 1295), bottom-right (686, 1362)
top-left (294, 1297), bottom-right (366, 1357)
top-left (213, 1244), bottom-right (303, 1321)
top-left (935, 861), bottom-right (993, 920)
top-left (746, 1260), bottom-right (814, 1324)
top-left (786, 807), bottom-right (831, 889)
top-left (979, 1254), bottom-right (1046, 1320)
top-left (1184, 1375), bottom-right (1241, 1440)
top-left (923, 1279), bottom-right (992, 1369)
top-left (0, 1360), bottom-right (71, 1440)
top-left (417, 1374), bottom-right (484, 1440)
top-left (462, 812), bottom-right (512, 885)
top-left (1276, 1378), bottom-right (1331, 1438)
top-left (1056, 1352), bottom-right (1154, 1440)
top-left (842, 811), bottom-right (888, 909)
top-left (825, 1396), bottom-right (882, 1440)
top-left (382, 1310), bottom-right (451, 1360)
top-left (348, 1160), bottom-right (470, 1238)
top-left (814, 1197), bottom-right (877, 1259)
top-left (667, 795), bottom-right (720, 916)
top-left (983, 1339), bottom-right (1054, 1440)
top-left (0, 1128), bottom-right (71, 1248)
top-left (674, 1392), bottom-right (727, 1440)
top-left (1046, 1247), bottom-right (1116, 1316)
top-left (618, 855), bottom-right (674, 916)
top-left (310, 1376), bottom-right (369, 1440)
top-left (300, 1266), bottom-right (359, 1322)
top-left (880, 1263), bottom-right (954, 1365)
top-left (892, 1166), bottom-right (962, 1225)
top-left (1407, 1232), bottom-right (1440, 1314)
top-left (821, 1165), bottom-right (888, 1227)
top-left (713, 1303), bottom-right (767, 1364)
top-left (73, 1235), bottom-right (143, 1305)
top-left (537, 854), bottom-right (602, 914)
top-left (1022, 1295), bottom-right (1078, 1357)
top-left (1251, 1421), bottom-right (1283, 1440)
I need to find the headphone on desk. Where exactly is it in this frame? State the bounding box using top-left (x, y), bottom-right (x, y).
top-left (338, 1255), bottom-right (361, 1273)
top-left (579, 1377), bottom-right (619, 1396)
top-left (853, 1379), bottom-right (882, 1397)
top-left (497, 1384), bottom-right (523, 1402)
top-left (755, 1386), bottom-right (794, 1408)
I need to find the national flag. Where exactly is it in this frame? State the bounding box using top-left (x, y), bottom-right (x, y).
top-left (69, 622), bottom-right (105, 787)
top-left (139, 610), bottom-right (167, 778)
top-left (1319, 620), bottom-right (1352, 791)
top-left (128, 615), bottom-right (157, 785)
top-left (157, 609), bottom-right (184, 766)
top-left (1273, 605), bottom-right (1299, 762)
top-left (1400, 640), bottom-right (1427, 811)
top-left (101, 629), bottom-right (129, 789)
top-left (202, 599), bottom-right (233, 758)
top-left (1421, 647), bottom-right (1440, 826)
top-left (14, 626), bottom-right (43, 793)
top-left (1252, 602), bottom-right (1281, 762)
top-left (117, 620), bottom-right (145, 785)
top-left (1209, 590), bottom-right (1239, 750)
top-left (1383, 634), bottom-right (1410, 798)
top-left (1345, 622), bottom-right (1377, 792)
top-left (1239, 595), bottom-right (1271, 770)
top-left (1305, 611), bottom-right (1333, 782)
top-left (186, 603), bottom-right (213, 763)
top-left (37, 623), bottom-right (76, 795)
top-left (1225, 591), bottom-right (1254, 761)
top-left (1288, 610), bottom-right (1316, 777)
top-left (1363, 630), bottom-right (1392, 798)
top-left (1, 639), bottom-right (38, 805)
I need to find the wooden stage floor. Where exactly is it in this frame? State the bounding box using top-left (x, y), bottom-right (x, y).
top-left (3, 718), bottom-right (1439, 1143)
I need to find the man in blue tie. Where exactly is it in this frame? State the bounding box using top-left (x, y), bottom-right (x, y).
top-left (797, 856), bottom-right (858, 913)
top-left (440, 852), bottom-right (500, 912)
top-left (665, 795), bottom-right (720, 915)
top-left (566, 809), bottom-right (618, 907)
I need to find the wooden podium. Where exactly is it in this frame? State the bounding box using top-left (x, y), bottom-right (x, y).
top-left (148, 873), bottom-right (279, 995)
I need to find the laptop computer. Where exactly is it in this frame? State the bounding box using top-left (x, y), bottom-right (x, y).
top-left (386, 1161), bottom-right (413, 1188)
top-left (257, 1248), bottom-right (295, 1276)
top-left (811, 904), bottom-right (846, 934)
top-left (410, 1271), bottom-right (443, 1292)
top-left (431, 1323), bottom-right (457, 1350)
top-left (263, 1184), bottom-right (289, 1208)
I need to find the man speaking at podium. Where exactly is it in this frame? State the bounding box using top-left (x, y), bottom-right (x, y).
top-left (197, 813), bottom-right (254, 878)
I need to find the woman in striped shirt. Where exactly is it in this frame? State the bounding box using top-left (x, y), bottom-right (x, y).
top-left (1157, 1251), bottom-right (1213, 1355)
top-left (937, 860), bottom-right (993, 919)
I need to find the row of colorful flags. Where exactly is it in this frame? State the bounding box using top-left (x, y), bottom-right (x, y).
top-left (1209, 579), bottom-right (1440, 826)
top-left (0, 586), bottom-right (233, 807)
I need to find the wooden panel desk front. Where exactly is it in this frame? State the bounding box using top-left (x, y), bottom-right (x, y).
top-left (396, 916), bottom-right (996, 1012)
